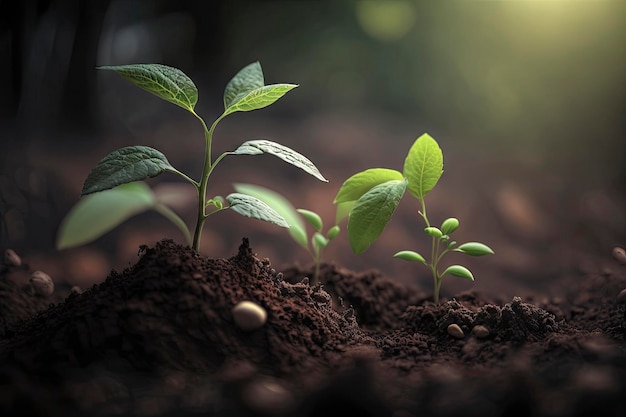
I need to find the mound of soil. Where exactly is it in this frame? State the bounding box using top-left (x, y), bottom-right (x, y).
top-left (0, 239), bottom-right (624, 417)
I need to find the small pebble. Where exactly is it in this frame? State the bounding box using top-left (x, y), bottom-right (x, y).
top-left (30, 270), bottom-right (54, 297)
top-left (612, 247), bottom-right (626, 265)
top-left (70, 286), bottom-right (83, 295)
top-left (232, 301), bottom-right (267, 331)
top-left (3, 249), bottom-right (21, 267)
top-left (447, 323), bottom-right (465, 339)
top-left (471, 325), bottom-right (490, 339)
top-left (617, 288), bottom-right (626, 303)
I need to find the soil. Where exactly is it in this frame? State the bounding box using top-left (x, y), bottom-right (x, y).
top-left (0, 238), bottom-right (624, 417)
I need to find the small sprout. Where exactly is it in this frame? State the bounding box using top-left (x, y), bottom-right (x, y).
top-left (57, 62), bottom-right (327, 253)
top-left (471, 325), bottom-right (490, 339)
top-left (612, 247), bottom-right (626, 265)
top-left (334, 134), bottom-right (493, 303)
top-left (232, 301), bottom-right (267, 331)
top-left (297, 209), bottom-right (323, 231)
top-left (3, 249), bottom-right (22, 267)
top-left (447, 323), bottom-right (465, 339)
top-left (30, 271), bottom-right (54, 297)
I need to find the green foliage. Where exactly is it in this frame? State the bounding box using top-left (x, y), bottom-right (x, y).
top-left (233, 183), bottom-right (340, 284)
top-left (335, 133), bottom-right (493, 303)
top-left (58, 63), bottom-right (326, 253)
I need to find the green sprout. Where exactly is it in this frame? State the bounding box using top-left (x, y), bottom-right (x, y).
top-left (232, 183), bottom-right (340, 284)
top-left (57, 62), bottom-right (327, 252)
top-left (333, 133), bottom-right (493, 303)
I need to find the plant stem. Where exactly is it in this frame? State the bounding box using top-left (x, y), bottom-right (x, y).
top-left (420, 196), bottom-right (441, 303)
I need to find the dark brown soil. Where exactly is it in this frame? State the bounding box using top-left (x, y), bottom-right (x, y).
top-left (0, 238), bottom-right (625, 417)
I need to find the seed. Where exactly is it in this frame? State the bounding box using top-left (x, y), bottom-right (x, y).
top-left (612, 247), bottom-right (626, 265)
top-left (447, 323), bottom-right (465, 339)
top-left (471, 325), bottom-right (490, 339)
top-left (30, 270), bottom-right (54, 297)
top-left (617, 288), bottom-right (626, 303)
top-left (232, 301), bottom-right (267, 331)
top-left (3, 249), bottom-right (21, 267)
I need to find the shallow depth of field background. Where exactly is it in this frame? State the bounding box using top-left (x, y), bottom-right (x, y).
top-left (1, 0), bottom-right (625, 297)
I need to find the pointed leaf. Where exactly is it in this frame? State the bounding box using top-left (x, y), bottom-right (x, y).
top-left (82, 146), bottom-right (180, 195)
top-left (455, 242), bottom-right (495, 256)
top-left (224, 84), bottom-right (298, 115)
top-left (232, 183), bottom-right (307, 248)
top-left (393, 250), bottom-right (427, 264)
top-left (297, 209), bottom-right (323, 232)
top-left (334, 168), bottom-right (404, 204)
top-left (347, 179), bottom-right (407, 254)
top-left (226, 193), bottom-right (289, 228)
top-left (57, 182), bottom-right (155, 249)
top-left (441, 265), bottom-right (474, 281)
top-left (403, 133), bottom-right (444, 199)
top-left (98, 64), bottom-right (198, 112)
top-left (231, 140), bottom-right (327, 182)
top-left (224, 62), bottom-right (265, 109)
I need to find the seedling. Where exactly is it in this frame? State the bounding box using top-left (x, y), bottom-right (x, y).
top-left (57, 62), bottom-right (327, 252)
top-left (334, 133), bottom-right (493, 303)
top-left (232, 183), bottom-right (340, 284)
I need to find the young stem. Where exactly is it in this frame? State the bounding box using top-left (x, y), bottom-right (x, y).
top-left (420, 196), bottom-right (441, 303)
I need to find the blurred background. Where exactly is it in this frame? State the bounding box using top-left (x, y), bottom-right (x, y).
top-left (1, 0), bottom-right (625, 297)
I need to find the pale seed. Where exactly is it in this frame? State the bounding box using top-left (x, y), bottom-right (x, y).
top-left (447, 323), bottom-right (465, 339)
top-left (30, 270), bottom-right (54, 297)
top-left (617, 288), bottom-right (626, 303)
top-left (471, 325), bottom-right (490, 339)
top-left (233, 301), bottom-right (267, 331)
top-left (612, 247), bottom-right (626, 265)
top-left (3, 249), bottom-right (21, 267)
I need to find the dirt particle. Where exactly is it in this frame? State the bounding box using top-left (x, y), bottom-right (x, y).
top-left (3, 249), bottom-right (21, 267)
top-left (29, 270), bottom-right (54, 297)
top-left (232, 301), bottom-right (267, 331)
top-left (612, 247), bottom-right (626, 265)
top-left (471, 325), bottom-right (490, 339)
top-left (447, 323), bottom-right (465, 339)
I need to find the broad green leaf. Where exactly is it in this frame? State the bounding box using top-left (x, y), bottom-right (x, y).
top-left (98, 64), bottom-right (198, 112)
top-left (232, 183), bottom-right (307, 248)
top-left (441, 217), bottom-right (460, 235)
top-left (347, 179), bottom-right (407, 254)
top-left (224, 84), bottom-right (298, 115)
top-left (335, 201), bottom-right (355, 224)
top-left (424, 227), bottom-right (443, 238)
top-left (393, 250), bottom-right (427, 264)
top-left (226, 193), bottom-right (290, 228)
top-left (82, 146), bottom-right (180, 195)
top-left (297, 209), bottom-right (323, 232)
top-left (441, 265), bottom-right (474, 281)
top-left (231, 140), bottom-right (327, 182)
top-left (455, 242), bottom-right (495, 256)
top-left (403, 133), bottom-right (444, 199)
top-left (334, 168), bottom-right (404, 204)
top-left (57, 182), bottom-right (155, 249)
top-left (223, 62), bottom-right (265, 109)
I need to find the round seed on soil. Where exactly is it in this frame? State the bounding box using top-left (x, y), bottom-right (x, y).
top-left (447, 323), bottom-right (465, 339)
top-left (30, 270), bottom-right (54, 297)
top-left (3, 249), bottom-right (21, 267)
top-left (233, 301), bottom-right (267, 331)
top-left (612, 247), bottom-right (626, 265)
top-left (471, 325), bottom-right (490, 339)
top-left (617, 288), bottom-right (626, 303)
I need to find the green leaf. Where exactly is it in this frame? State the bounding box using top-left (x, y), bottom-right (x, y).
top-left (393, 250), bottom-right (427, 264)
top-left (231, 140), bottom-right (327, 182)
top-left (98, 64), bottom-right (198, 112)
top-left (224, 62), bottom-right (265, 109)
top-left (334, 168), bottom-right (404, 204)
top-left (297, 209), bottom-right (323, 232)
top-left (441, 217), bottom-right (459, 235)
top-left (57, 182), bottom-right (155, 249)
top-left (225, 85), bottom-right (298, 115)
top-left (327, 225), bottom-right (341, 241)
top-left (226, 193), bottom-right (290, 228)
top-left (455, 242), bottom-right (495, 256)
top-left (403, 133), bottom-right (444, 199)
top-left (347, 179), bottom-right (407, 254)
top-left (313, 232), bottom-right (329, 249)
top-left (82, 146), bottom-right (180, 195)
top-left (335, 201), bottom-right (355, 224)
top-left (424, 227), bottom-right (443, 238)
top-left (232, 183), bottom-right (307, 248)
top-left (441, 265), bottom-right (474, 281)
